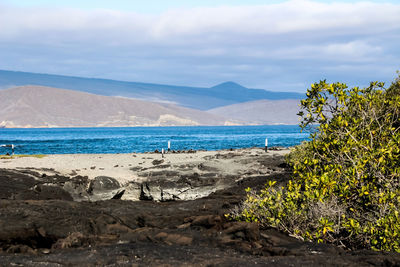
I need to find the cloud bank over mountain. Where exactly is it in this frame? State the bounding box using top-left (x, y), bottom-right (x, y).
top-left (0, 0), bottom-right (399, 91)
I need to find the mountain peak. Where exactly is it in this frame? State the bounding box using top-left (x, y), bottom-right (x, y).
top-left (211, 81), bottom-right (247, 90)
top-left (0, 70), bottom-right (305, 110)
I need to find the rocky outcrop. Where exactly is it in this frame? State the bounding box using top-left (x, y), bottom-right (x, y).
top-left (1, 168), bottom-right (400, 266)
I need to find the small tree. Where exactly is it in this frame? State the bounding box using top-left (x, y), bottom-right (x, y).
top-left (230, 74), bottom-right (400, 251)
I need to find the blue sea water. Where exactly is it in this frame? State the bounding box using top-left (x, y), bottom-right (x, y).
top-left (0, 126), bottom-right (310, 155)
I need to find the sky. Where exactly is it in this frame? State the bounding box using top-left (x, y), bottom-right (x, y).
top-left (0, 0), bottom-right (399, 92)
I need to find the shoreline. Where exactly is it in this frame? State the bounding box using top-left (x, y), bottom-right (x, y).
top-left (0, 147), bottom-right (290, 201)
top-left (0, 124), bottom-right (299, 129)
top-left (1, 147), bottom-right (290, 182)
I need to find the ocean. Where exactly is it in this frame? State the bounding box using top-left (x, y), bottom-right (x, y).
top-left (0, 125), bottom-right (310, 155)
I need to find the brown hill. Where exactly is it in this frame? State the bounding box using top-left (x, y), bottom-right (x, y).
top-left (0, 86), bottom-right (231, 128)
top-left (208, 99), bottom-right (301, 125)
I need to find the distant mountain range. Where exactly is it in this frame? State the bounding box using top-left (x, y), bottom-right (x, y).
top-left (0, 86), bottom-right (232, 128)
top-left (0, 70), bottom-right (304, 110)
top-left (208, 99), bottom-right (301, 125)
top-left (0, 70), bottom-right (305, 127)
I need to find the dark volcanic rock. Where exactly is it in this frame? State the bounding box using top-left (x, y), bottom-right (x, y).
top-left (0, 169), bottom-right (73, 201)
top-left (0, 195), bottom-right (399, 266)
top-left (0, 170), bottom-right (124, 202)
top-left (111, 189), bottom-right (125, 200)
top-left (1, 154), bottom-right (400, 266)
top-left (88, 176), bottom-right (120, 191)
top-left (0, 170), bottom-right (37, 199)
top-left (152, 159), bottom-right (164, 165)
top-left (15, 184), bottom-right (73, 201)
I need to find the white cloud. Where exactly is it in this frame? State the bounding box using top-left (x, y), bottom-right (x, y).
top-left (0, 0), bottom-right (399, 91)
top-left (147, 1), bottom-right (400, 39)
top-left (261, 41), bottom-right (383, 62)
top-left (323, 41), bottom-right (382, 58)
top-left (1, 1), bottom-right (399, 43)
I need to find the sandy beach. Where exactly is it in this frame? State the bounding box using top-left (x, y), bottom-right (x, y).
top-left (0, 148), bottom-right (289, 182)
top-left (0, 148), bottom-right (290, 201)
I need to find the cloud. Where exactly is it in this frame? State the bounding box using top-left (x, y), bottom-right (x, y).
top-left (2, 1), bottom-right (399, 43)
top-left (149, 1), bottom-right (400, 38)
top-left (0, 0), bottom-right (399, 92)
top-left (264, 41), bottom-right (383, 62)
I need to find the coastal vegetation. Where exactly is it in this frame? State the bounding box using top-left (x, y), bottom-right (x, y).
top-left (0, 154), bottom-right (46, 159)
top-left (230, 74), bottom-right (400, 252)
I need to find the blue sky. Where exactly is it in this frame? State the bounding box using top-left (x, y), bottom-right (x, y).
top-left (0, 0), bottom-right (399, 92)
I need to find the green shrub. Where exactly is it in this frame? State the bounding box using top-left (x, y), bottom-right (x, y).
top-left (0, 154), bottom-right (46, 159)
top-left (229, 74), bottom-right (400, 252)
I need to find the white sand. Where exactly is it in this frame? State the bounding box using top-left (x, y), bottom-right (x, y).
top-left (0, 148), bottom-right (290, 184)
